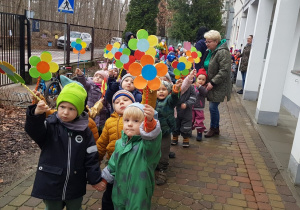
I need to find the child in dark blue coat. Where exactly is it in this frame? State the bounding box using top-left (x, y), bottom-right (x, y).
top-left (25, 83), bottom-right (102, 209)
top-left (105, 73), bottom-right (142, 110)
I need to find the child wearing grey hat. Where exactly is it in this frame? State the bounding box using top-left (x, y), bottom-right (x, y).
top-left (105, 72), bottom-right (142, 111)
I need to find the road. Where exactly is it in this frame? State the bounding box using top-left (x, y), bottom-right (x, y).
top-left (1, 48), bottom-right (104, 71)
top-left (28, 48), bottom-right (104, 65)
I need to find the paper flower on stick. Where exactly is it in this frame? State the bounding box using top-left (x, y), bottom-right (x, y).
top-left (128, 29), bottom-right (158, 60)
top-left (172, 56), bottom-right (192, 79)
top-left (186, 47), bottom-right (202, 63)
top-left (29, 51), bottom-right (59, 81)
top-left (104, 42), bottom-right (120, 59)
top-left (128, 54), bottom-right (168, 90)
top-left (71, 38), bottom-right (87, 54)
top-left (0, 61), bottom-right (25, 84)
top-left (1, 61), bottom-right (41, 101)
top-left (114, 48), bottom-right (135, 70)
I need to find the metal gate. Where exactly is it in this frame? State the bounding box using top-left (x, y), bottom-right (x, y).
top-left (0, 12), bottom-right (27, 86)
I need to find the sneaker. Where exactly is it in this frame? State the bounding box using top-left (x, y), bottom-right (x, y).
top-left (169, 152), bottom-right (176, 158)
top-left (196, 132), bottom-right (202, 141)
top-left (182, 138), bottom-right (190, 147)
top-left (171, 135), bottom-right (178, 145)
top-left (156, 170), bottom-right (167, 185)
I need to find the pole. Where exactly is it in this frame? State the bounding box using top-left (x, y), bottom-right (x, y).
top-left (64, 13), bottom-right (67, 64)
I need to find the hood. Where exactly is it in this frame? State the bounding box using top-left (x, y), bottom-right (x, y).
top-left (213, 39), bottom-right (229, 53)
top-left (124, 32), bottom-right (135, 43)
top-left (196, 26), bottom-right (209, 41)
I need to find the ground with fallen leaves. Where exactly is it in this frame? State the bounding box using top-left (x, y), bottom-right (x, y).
top-left (0, 105), bottom-right (40, 193)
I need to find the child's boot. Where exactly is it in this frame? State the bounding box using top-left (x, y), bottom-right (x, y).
top-left (156, 170), bottom-right (167, 185)
top-left (182, 137), bottom-right (190, 147)
top-left (196, 132), bottom-right (202, 141)
top-left (171, 135), bottom-right (178, 145)
top-left (169, 151), bottom-right (176, 158)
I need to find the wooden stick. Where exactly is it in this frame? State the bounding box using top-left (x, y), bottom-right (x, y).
top-left (144, 86), bottom-right (149, 128)
top-left (21, 83), bottom-right (41, 101)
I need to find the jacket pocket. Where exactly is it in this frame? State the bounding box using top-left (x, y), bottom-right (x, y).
top-left (38, 164), bottom-right (63, 175)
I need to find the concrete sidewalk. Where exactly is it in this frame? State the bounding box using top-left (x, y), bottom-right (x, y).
top-left (0, 88), bottom-right (300, 209)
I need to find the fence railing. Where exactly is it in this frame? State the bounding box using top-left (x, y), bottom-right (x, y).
top-left (29, 18), bottom-right (123, 67)
top-left (0, 12), bottom-right (26, 86)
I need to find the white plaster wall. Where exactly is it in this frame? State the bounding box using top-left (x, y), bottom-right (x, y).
top-left (283, 9), bottom-right (300, 112)
top-left (291, 112), bottom-right (300, 162)
top-left (283, 73), bottom-right (300, 109)
top-left (228, 0), bottom-right (244, 49)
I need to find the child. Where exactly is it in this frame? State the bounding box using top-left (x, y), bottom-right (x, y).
top-left (107, 64), bottom-right (119, 80)
top-left (192, 69), bottom-right (208, 141)
top-left (105, 73), bottom-right (142, 109)
top-left (166, 54), bottom-right (176, 84)
top-left (97, 88), bottom-right (157, 209)
top-left (99, 103), bottom-right (162, 210)
top-left (25, 83), bottom-right (102, 209)
top-left (155, 80), bottom-right (181, 185)
top-left (76, 68), bottom-right (111, 134)
top-left (97, 90), bottom-right (135, 209)
top-left (96, 90), bottom-right (136, 162)
top-left (172, 73), bottom-right (197, 147)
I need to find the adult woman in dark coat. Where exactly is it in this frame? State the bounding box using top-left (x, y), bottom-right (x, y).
top-left (203, 30), bottom-right (232, 138)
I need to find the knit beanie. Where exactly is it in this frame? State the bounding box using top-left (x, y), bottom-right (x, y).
top-left (121, 73), bottom-right (135, 86)
top-left (164, 73), bottom-right (172, 83)
top-left (94, 70), bottom-right (108, 80)
top-left (196, 68), bottom-right (208, 79)
top-left (56, 83), bottom-right (87, 116)
top-left (161, 80), bottom-right (172, 93)
top-left (108, 64), bottom-right (116, 70)
top-left (60, 75), bottom-right (83, 88)
top-left (112, 90), bottom-right (135, 104)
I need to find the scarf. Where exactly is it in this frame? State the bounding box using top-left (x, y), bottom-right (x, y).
top-left (203, 39), bottom-right (226, 74)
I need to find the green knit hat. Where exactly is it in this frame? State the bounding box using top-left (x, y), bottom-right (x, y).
top-left (56, 83), bottom-right (87, 116)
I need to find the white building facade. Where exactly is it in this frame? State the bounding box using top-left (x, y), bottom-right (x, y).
top-left (227, 0), bottom-right (300, 185)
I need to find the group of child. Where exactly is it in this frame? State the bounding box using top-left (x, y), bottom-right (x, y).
top-left (25, 52), bottom-right (210, 209)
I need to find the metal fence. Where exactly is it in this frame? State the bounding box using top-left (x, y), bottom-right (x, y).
top-left (0, 12), bottom-right (26, 86)
top-left (30, 19), bottom-right (123, 66)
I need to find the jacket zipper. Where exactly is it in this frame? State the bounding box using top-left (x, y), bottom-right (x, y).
top-left (117, 116), bottom-right (120, 139)
top-left (62, 131), bottom-right (72, 200)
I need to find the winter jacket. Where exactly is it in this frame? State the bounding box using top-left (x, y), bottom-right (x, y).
top-left (239, 43), bottom-right (252, 72)
top-left (176, 85), bottom-right (196, 119)
top-left (96, 112), bottom-right (123, 161)
top-left (25, 105), bottom-right (101, 201)
top-left (166, 63), bottom-right (176, 84)
top-left (78, 75), bottom-right (110, 127)
top-left (193, 85), bottom-right (208, 110)
top-left (97, 89), bottom-right (157, 161)
top-left (205, 40), bottom-right (232, 102)
top-left (105, 77), bottom-right (142, 107)
top-left (102, 121), bottom-right (162, 210)
top-left (156, 86), bottom-right (180, 136)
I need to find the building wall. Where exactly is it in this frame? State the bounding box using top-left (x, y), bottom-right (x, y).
top-left (228, 0), bottom-right (244, 50)
top-left (229, 0), bottom-right (300, 119)
top-left (282, 9), bottom-right (300, 118)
